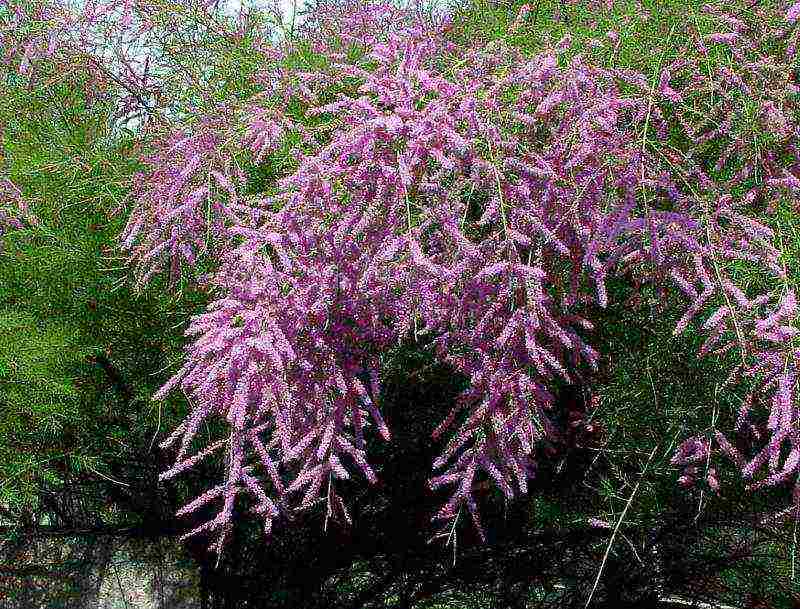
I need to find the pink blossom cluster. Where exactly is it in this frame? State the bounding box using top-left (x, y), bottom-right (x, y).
top-left (142, 3), bottom-right (800, 549)
top-left (658, 1), bottom-right (800, 505)
top-left (0, 178), bottom-right (35, 248)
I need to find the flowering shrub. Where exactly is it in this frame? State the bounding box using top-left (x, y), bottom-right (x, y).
top-left (4, 0), bottom-right (800, 557)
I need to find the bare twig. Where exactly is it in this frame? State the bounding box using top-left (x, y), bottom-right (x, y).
top-left (584, 444), bottom-right (658, 609)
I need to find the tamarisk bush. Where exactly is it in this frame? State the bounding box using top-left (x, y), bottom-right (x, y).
top-left (5, 0), bottom-right (800, 557)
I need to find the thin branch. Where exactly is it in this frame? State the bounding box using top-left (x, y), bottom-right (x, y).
top-left (584, 444), bottom-right (658, 609)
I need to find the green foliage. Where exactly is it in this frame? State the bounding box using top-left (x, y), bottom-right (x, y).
top-left (0, 69), bottom-right (198, 515)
